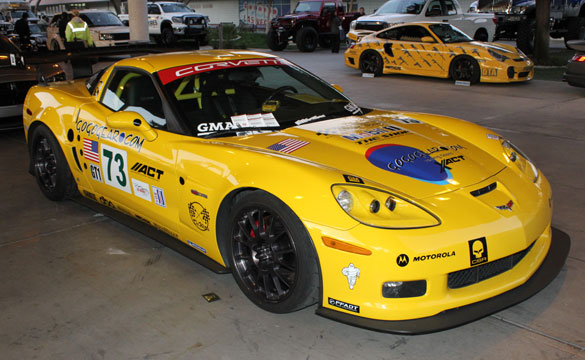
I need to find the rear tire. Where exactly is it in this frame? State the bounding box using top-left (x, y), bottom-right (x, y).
top-left (267, 28), bottom-right (287, 51)
top-left (227, 190), bottom-right (319, 313)
top-left (473, 28), bottom-right (489, 42)
top-left (296, 26), bottom-right (318, 52)
top-left (449, 55), bottom-right (481, 84)
top-left (359, 50), bottom-right (383, 76)
top-left (30, 125), bottom-right (77, 201)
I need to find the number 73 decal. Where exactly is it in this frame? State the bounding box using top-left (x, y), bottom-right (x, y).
top-left (101, 144), bottom-right (132, 193)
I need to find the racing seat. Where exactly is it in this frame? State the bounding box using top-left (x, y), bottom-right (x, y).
top-left (124, 75), bottom-right (167, 129)
top-left (199, 73), bottom-right (239, 120)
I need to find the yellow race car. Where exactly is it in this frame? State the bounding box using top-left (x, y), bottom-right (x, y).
top-left (23, 50), bottom-right (568, 333)
top-left (345, 22), bottom-right (534, 83)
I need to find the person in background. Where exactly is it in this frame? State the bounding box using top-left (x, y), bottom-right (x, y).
top-left (358, 7), bottom-right (366, 17)
top-left (65, 10), bottom-right (93, 49)
top-left (58, 11), bottom-right (69, 40)
top-left (14, 12), bottom-right (31, 49)
top-left (329, 8), bottom-right (341, 53)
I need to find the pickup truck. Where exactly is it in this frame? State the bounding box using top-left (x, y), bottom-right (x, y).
top-left (119, 1), bottom-right (208, 45)
top-left (472, 0), bottom-right (585, 54)
top-left (347, 0), bottom-right (496, 44)
top-left (268, 0), bottom-right (360, 52)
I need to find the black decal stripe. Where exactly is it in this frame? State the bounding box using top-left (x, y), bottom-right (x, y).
top-left (72, 147), bottom-right (82, 171)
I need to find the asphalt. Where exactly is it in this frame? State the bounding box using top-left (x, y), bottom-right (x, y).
top-left (0, 47), bottom-right (584, 360)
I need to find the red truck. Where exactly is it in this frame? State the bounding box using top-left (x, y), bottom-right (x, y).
top-left (267, 0), bottom-right (360, 52)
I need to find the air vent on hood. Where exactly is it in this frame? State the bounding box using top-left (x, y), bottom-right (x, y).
top-left (470, 182), bottom-right (497, 197)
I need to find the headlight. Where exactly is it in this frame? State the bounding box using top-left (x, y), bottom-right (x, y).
top-left (99, 33), bottom-right (114, 41)
top-left (332, 184), bottom-right (440, 229)
top-left (488, 48), bottom-right (509, 62)
top-left (350, 20), bottom-right (356, 30)
top-left (515, 47), bottom-right (528, 59)
top-left (501, 139), bottom-right (539, 182)
top-left (511, 6), bottom-right (526, 14)
top-left (172, 16), bottom-right (184, 24)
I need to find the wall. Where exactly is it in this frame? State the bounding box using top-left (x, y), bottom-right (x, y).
top-left (188, 0), bottom-right (239, 24)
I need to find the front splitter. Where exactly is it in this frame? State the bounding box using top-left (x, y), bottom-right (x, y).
top-left (315, 227), bottom-right (570, 334)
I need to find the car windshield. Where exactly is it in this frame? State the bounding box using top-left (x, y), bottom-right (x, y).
top-left (161, 3), bottom-right (193, 13)
top-left (429, 23), bottom-right (472, 43)
top-left (82, 12), bottom-right (124, 27)
top-left (294, 1), bottom-right (322, 13)
top-left (375, 0), bottom-right (427, 14)
top-left (11, 10), bottom-right (35, 20)
top-left (29, 24), bottom-right (41, 33)
top-left (157, 60), bottom-right (365, 137)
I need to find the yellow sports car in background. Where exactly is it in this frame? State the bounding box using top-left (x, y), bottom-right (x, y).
top-left (23, 50), bottom-right (567, 333)
top-left (345, 22), bottom-right (534, 84)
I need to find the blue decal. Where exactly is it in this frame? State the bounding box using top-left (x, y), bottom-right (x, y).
top-left (365, 144), bottom-right (452, 184)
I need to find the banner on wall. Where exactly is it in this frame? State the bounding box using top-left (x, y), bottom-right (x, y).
top-left (239, 0), bottom-right (290, 26)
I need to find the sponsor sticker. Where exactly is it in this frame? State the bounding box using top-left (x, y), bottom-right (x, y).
top-left (343, 174), bottom-right (364, 184)
top-left (83, 138), bottom-right (100, 163)
top-left (131, 178), bottom-right (152, 202)
top-left (130, 162), bottom-right (164, 180)
top-left (267, 138), bottom-right (309, 154)
top-left (101, 144), bottom-right (132, 194)
top-left (152, 186), bottom-right (166, 208)
top-left (468, 237), bottom-right (488, 266)
top-left (328, 297), bottom-right (360, 313)
top-left (76, 119), bottom-right (145, 152)
top-left (188, 202), bottom-right (210, 231)
top-left (341, 263), bottom-right (360, 290)
top-left (89, 163), bottom-right (103, 182)
top-left (187, 240), bottom-right (207, 254)
top-left (396, 254), bottom-right (409, 267)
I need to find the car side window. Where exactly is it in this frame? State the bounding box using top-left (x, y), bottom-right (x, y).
top-left (101, 69), bottom-right (167, 130)
top-left (443, 0), bottom-right (458, 14)
top-left (148, 5), bottom-right (161, 15)
top-left (377, 28), bottom-right (400, 40)
top-left (426, 0), bottom-right (443, 16)
top-left (398, 26), bottom-right (434, 42)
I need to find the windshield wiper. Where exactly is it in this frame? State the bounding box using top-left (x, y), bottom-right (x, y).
top-left (199, 127), bottom-right (281, 139)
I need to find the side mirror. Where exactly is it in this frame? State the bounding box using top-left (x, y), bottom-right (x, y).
top-left (331, 84), bottom-right (344, 93)
top-left (106, 111), bottom-right (158, 141)
top-left (421, 36), bottom-right (436, 43)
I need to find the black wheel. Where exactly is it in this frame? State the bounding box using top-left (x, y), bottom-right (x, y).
top-left (473, 28), bottom-right (489, 42)
top-left (449, 55), bottom-right (481, 84)
top-left (161, 26), bottom-right (176, 45)
top-left (517, 18), bottom-right (535, 54)
top-left (564, 17), bottom-right (585, 47)
top-left (227, 191), bottom-right (319, 313)
top-left (30, 125), bottom-right (77, 201)
top-left (296, 26), bottom-right (318, 52)
top-left (267, 28), bottom-right (287, 51)
top-left (319, 36), bottom-right (332, 48)
top-left (359, 50), bottom-right (383, 76)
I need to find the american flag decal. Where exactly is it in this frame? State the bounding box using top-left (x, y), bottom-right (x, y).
top-left (83, 138), bottom-right (100, 163)
top-left (267, 138), bottom-right (309, 154)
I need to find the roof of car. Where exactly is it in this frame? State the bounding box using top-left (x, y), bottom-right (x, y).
top-left (114, 50), bottom-right (280, 74)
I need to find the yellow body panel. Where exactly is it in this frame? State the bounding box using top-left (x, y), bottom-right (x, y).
top-left (23, 50), bottom-right (552, 326)
top-left (345, 22), bottom-right (534, 83)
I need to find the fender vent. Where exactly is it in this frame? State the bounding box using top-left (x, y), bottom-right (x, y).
top-left (470, 182), bottom-right (497, 197)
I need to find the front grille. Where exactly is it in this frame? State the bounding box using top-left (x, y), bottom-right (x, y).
top-left (112, 33), bottom-right (130, 41)
top-left (0, 81), bottom-right (37, 106)
top-left (355, 22), bottom-right (384, 31)
top-left (518, 71), bottom-right (530, 78)
top-left (448, 240), bottom-right (535, 289)
top-left (185, 17), bottom-right (204, 25)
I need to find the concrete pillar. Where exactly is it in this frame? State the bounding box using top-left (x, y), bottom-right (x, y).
top-left (129, 0), bottom-right (149, 43)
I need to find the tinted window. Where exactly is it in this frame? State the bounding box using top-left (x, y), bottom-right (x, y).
top-left (378, 25), bottom-right (433, 42)
top-left (82, 12), bottom-right (124, 27)
top-left (429, 23), bottom-right (472, 43)
top-left (376, 0), bottom-right (428, 14)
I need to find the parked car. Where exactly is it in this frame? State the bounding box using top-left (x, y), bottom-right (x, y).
top-left (347, 0), bottom-right (496, 44)
top-left (345, 22), bottom-right (533, 83)
top-left (0, 34), bottom-right (63, 129)
top-left (564, 40), bottom-right (585, 88)
top-left (46, 10), bottom-right (130, 50)
top-left (23, 49), bottom-right (568, 333)
top-left (119, 1), bottom-right (208, 45)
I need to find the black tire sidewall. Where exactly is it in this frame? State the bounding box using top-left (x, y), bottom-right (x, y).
top-left (227, 190), bottom-right (319, 313)
top-left (359, 50), bottom-right (383, 76)
top-left (267, 28), bottom-right (287, 51)
top-left (449, 55), bottom-right (481, 84)
top-left (296, 26), bottom-right (318, 52)
top-left (30, 125), bottom-right (75, 201)
top-left (162, 27), bottom-right (176, 45)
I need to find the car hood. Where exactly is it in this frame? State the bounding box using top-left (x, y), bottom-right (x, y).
top-left (220, 110), bottom-right (505, 199)
top-left (357, 13), bottom-right (416, 23)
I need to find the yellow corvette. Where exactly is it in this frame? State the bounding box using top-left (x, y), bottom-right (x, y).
top-left (345, 22), bottom-right (534, 83)
top-left (23, 50), bottom-right (568, 333)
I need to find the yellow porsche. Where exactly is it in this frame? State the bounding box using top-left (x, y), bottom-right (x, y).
top-left (345, 22), bottom-right (534, 83)
top-left (23, 50), bottom-right (567, 333)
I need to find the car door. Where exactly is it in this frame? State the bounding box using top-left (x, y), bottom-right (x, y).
top-left (76, 67), bottom-right (179, 235)
top-left (379, 25), bottom-right (447, 76)
top-left (147, 4), bottom-right (161, 34)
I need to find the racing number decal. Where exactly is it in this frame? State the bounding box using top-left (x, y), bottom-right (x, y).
top-left (101, 144), bottom-right (132, 193)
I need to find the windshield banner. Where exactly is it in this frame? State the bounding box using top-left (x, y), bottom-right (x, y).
top-left (158, 58), bottom-right (291, 85)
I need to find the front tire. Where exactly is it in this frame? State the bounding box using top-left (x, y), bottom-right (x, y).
top-left (296, 26), bottom-right (318, 52)
top-left (473, 28), bottom-right (489, 42)
top-left (267, 28), bottom-right (287, 51)
top-left (450, 55), bottom-right (481, 84)
top-left (227, 190), bottom-right (319, 313)
top-left (359, 50), bottom-right (383, 76)
top-left (161, 26), bottom-right (176, 45)
top-left (30, 125), bottom-right (77, 201)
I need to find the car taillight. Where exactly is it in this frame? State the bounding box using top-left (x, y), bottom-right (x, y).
top-left (492, 17), bottom-right (497, 24)
top-left (573, 54), bottom-right (585, 62)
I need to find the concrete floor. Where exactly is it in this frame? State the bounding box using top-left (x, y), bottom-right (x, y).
top-left (1, 48), bottom-right (584, 360)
